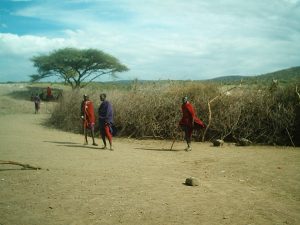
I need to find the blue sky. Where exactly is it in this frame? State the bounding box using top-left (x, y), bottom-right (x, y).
top-left (0, 0), bottom-right (299, 82)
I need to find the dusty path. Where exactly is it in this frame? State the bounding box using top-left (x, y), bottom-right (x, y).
top-left (0, 86), bottom-right (300, 225)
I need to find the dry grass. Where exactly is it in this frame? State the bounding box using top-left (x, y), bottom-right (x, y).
top-left (49, 80), bottom-right (300, 146)
top-left (0, 84), bottom-right (38, 115)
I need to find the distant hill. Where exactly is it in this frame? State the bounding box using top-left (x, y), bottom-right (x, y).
top-left (254, 66), bottom-right (300, 83)
top-left (210, 75), bottom-right (250, 82)
top-left (210, 66), bottom-right (300, 84)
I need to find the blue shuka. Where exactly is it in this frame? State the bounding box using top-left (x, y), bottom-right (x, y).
top-left (98, 100), bottom-right (113, 127)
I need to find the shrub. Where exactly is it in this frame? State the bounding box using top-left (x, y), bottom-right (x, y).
top-left (49, 90), bottom-right (83, 133)
top-left (49, 80), bottom-right (300, 146)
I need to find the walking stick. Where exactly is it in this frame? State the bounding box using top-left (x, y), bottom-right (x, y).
top-left (170, 126), bottom-right (180, 150)
top-left (170, 137), bottom-right (176, 150)
top-left (83, 120), bottom-right (86, 144)
top-left (83, 104), bottom-right (87, 144)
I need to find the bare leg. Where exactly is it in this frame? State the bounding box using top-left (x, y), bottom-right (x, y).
top-left (91, 128), bottom-right (97, 146)
top-left (104, 125), bottom-right (113, 150)
top-left (100, 130), bottom-right (107, 149)
top-left (84, 132), bottom-right (88, 145)
top-left (184, 126), bottom-right (192, 151)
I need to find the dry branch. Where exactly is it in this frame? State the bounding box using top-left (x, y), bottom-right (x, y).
top-left (202, 86), bottom-right (239, 141)
top-left (0, 160), bottom-right (41, 170)
top-left (285, 128), bottom-right (295, 147)
top-left (296, 86), bottom-right (300, 101)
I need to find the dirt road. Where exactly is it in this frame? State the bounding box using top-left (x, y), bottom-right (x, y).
top-left (0, 85), bottom-right (299, 225)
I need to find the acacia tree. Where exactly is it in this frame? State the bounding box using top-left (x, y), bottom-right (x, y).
top-left (30, 47), bottom-right (129, 89)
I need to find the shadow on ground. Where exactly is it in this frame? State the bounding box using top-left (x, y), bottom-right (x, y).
top-left (44, 141), bottom-right (103, 150)
top-left (134, 147), bottom-right (182, 152)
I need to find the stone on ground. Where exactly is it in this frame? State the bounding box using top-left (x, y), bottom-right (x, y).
top-left (185, 177), bottom-right (199, 186)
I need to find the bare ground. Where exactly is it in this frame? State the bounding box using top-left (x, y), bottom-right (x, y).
top-left (0, 84), bottom-right (299, 225)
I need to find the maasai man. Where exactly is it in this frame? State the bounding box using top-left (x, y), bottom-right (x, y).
top-left (46, 86), bottom-right (53, 100)
top-left (81, 94), bottom-right (97, 146)
top-left (98, 93), bottom-right (114, 150)
top-left (179, 96), bottom-right (205, 151)
top-left (33, 93), bottom-right (41, 114)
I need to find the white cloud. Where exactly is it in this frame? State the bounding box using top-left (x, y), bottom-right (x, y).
top-left (282, 0), bottom-right (300, 3)
top-left (0, 33), bottom-right (71, 55)
top-left (11, 0), bottom-right (32, 2)
top-left (1, 0), bottom-right (300, 82)
top-left (0, 33), bottom-right (73, 81)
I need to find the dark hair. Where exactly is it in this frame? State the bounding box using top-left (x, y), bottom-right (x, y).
top-left (100, 93), bottom-right (106, 98)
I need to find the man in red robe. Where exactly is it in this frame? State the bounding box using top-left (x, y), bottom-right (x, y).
top-left (81, 94), bottom-right (97, 146)
top-left (46, 86), bottom-right (53, 100)
top-left (179, 96), bottom-right (205, 151)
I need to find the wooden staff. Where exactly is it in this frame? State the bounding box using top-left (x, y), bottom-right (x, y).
top-left (83, 104), bottom-right (87, 144)
top-left (170, 137), bottom-right (176, 150)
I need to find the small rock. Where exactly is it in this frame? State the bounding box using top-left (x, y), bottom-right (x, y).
top-left (185, 177), bottom-right (199, 186)
top-left (212, 139), bottom-right (224, 147)
top-left (236, 138), bottom-right (252, 146)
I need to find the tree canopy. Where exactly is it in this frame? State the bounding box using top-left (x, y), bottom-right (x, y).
top-left (30, 48), bottom-right (129, 89)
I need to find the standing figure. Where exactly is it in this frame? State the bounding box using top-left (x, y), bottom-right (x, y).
top-left (33, 93), bottom-right (41, 114)
top-left (179, 96), bottom-right (205, 151)
top-left (98, 93), bottom-right (114, 150)
top-left (46, 86), bottom-right (53, 100)
top-left (81, 94), bottom-right (97, 146)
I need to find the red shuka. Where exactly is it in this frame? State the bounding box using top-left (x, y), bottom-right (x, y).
top-left (47, 87), bottom-right (52, 97)
top-left (83, 100), bottom-right (95, 127)
top-left (179, 101), bottom-right (205, 129)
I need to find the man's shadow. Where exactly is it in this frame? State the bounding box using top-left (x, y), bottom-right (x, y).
top-left (43, 141), bottom-right (103, 150)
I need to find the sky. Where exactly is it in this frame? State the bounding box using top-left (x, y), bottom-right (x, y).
top-left (0, 0), bottom-right (299, 82)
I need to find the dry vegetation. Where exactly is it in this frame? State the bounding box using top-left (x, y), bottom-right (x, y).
top-left (1, 82), bottom-right (300, 225)
top-left (49, 80), bottom-right (300, 146)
